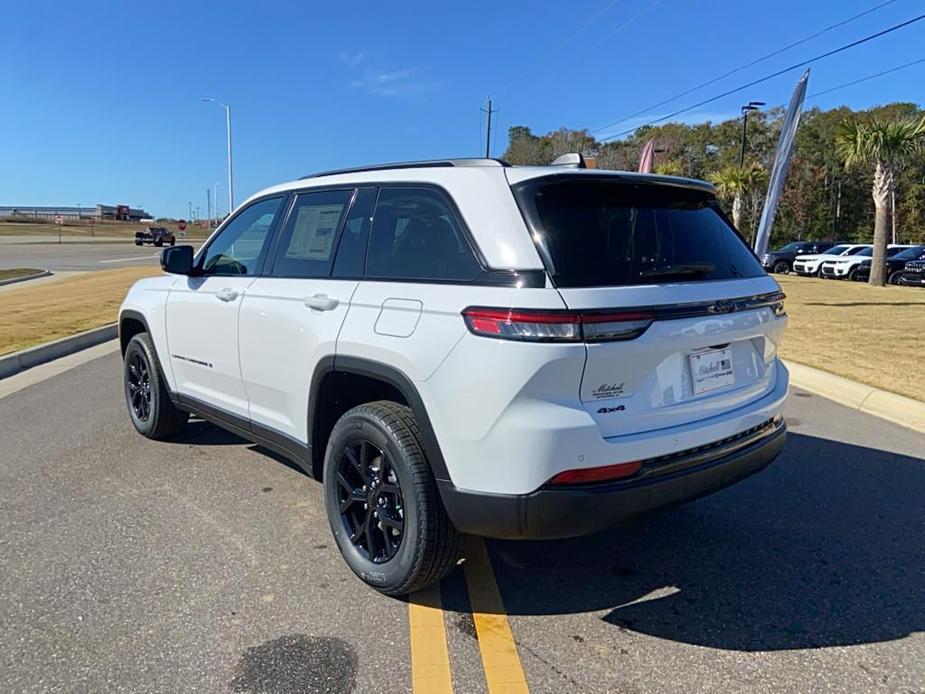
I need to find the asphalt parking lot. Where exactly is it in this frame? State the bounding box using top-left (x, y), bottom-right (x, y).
top-left (1, 349), bottom-right (923, 693)
top-left (0, 236), bottom-right (202, 272)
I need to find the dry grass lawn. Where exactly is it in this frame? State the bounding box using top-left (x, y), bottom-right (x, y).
top-left (777, 274), bottom-right (925, 400)
top-left (0, 220), bottom-right (211, 239)
top-left (0, 267), bottom-right (161, 355)
top-left (1, 266), bottom-right (922, 401)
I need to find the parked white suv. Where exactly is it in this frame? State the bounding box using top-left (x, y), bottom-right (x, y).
top-left (119, 158), bottom-right (789, 594)
top-left (793, 243), bottom-right (869, 277)
top-left (820, 244), bottom-right (912, 279)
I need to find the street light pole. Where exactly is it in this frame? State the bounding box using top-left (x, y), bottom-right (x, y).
top-left (201, 97), bottom-right (234, 215)
top-left (213, 181), bottom-right (221, 224)
top-left (739, 101), bottom-right (765, 167)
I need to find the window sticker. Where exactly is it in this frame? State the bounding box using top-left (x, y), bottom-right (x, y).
top-left (285, 204), bottom-right (344, 260)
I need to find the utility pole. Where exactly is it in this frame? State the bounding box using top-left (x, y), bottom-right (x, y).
top-left (206, 188), bottom-right (212, 228)
top-left (739, 101), bottom-right (765, 167)
top-left (480, 98), bottom-right (499, 158)
top-left (188, 201), bottom-right (193, 221)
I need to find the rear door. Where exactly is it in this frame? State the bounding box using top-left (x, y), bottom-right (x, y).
top-left (511, 175), bottom-right (787, 437)
top-left (237, 188), bottom-right (374, 441)
top-left (165, 196), bottom-right (285, 418)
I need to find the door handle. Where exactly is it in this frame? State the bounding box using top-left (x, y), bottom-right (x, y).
top-left (216, 287), bottom-right (239, 302)
top-left (304, 293), bottom-right (339, 311)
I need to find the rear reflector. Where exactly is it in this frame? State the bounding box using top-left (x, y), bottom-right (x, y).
top-left (462, 307), bottom-right (654, 342)
top-left (548, 461), bottom-right (642, 485)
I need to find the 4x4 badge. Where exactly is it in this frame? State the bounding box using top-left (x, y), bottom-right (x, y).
top-left (597, 405), bottom-right (626, 414)
top-left (709, 300), bottom-right (736, 314)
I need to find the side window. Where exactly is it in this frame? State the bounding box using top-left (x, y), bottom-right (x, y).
top-left (270, 190), bottom-right (353, 278)
top-left (365, 187), bottom-right (481, 281)
top-left (332, 188), bottom-right (377, 278)
top-left (200, 197), bottom-right (284, 276)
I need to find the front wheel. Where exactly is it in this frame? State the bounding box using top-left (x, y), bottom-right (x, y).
top-left (773, 260), bottom-right (790, 274)
top-left (847, 267), bottom-right (858, 281)
top-left (323, 401), bottom-right (462, 595)
top-left (123, 333), bottom-right (188, 439)
top-left (888, 270), bottom-right (903, 285)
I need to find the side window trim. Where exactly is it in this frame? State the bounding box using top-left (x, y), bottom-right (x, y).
top-left (194, 193), bottom-right (288, 275)
top-left (330, 186), bottom-right (379, 280)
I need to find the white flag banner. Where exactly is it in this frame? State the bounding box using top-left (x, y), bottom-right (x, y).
top-left (754, 69), bottom-right (810, 257)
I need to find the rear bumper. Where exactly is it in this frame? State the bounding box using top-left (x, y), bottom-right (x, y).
top-left (439, 418), bottom-right (786, 540)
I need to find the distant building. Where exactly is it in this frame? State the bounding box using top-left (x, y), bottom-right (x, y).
top-left (0, 204), bottom-right (151, 222)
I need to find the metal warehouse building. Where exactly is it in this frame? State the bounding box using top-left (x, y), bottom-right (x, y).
top-left (0, 204), bottom-right (151, 222)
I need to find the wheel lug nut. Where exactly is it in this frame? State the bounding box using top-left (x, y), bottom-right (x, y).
top-left (363, 503), bottom-right (368, 509)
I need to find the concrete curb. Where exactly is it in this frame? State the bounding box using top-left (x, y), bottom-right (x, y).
top-left (785, 360), bottom-right (925, 435)
top-left (0, 269), bottom-right (52, 286)
top-left (0, 324), bottom-right (118, 380)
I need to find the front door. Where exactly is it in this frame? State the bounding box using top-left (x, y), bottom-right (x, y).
top-left (165, 196), bottom-right (285, 418)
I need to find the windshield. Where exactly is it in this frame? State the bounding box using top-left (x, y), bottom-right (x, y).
top-left (824, 245), bottom-right (851, 255)
top-left (511, 176), bottom-right (765, 287)
top-left (774, 242), bottom-right (800, 252)
top-left (845, 246), bottom-right (868, 255)
top-left (855, 247), bottom-right (874, 257)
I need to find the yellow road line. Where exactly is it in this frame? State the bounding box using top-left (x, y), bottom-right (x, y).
top-left (464, 537), bottom-right (530, 693)
top-left (409, 582), bottom-right (454, 693)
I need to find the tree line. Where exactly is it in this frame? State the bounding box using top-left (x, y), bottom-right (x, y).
top-left (502, 103), bottom-right (925, 256)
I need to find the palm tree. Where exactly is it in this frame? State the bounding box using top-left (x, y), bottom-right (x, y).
top-left (709, 162), bottom-right (766, 235)
top-left (835, 116), bottom-right (925, 286)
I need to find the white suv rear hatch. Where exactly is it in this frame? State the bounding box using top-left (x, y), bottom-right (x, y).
top-left (509, 172), bottom-right (787, 438)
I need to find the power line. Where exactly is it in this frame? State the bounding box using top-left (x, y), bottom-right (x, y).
top-left (591, 0), bottom-right (899, 135)
top-left (599, 11), bottom-right (925, 141)
top-left (806, 56), bottom-right (925, 99)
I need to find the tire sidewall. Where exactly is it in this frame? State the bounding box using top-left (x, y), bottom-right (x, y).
top-left (323, 410), bottom-right (423, 593)
top-left (123, 335), bottom-right (164, 436)
top-left (773, 260), bottom-right (790, 274)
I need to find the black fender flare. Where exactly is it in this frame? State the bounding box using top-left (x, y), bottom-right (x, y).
top-left (118, 310), bottom-right (152, 354)
top-left (308, 355), bottom-right (452, 483)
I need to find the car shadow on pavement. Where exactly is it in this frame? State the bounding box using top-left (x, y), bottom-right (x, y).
top-left (474, 432), bottom-right (925, 652)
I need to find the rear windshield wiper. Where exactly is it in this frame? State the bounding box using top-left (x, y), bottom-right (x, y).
top-left (638, 262), bottom-right (716, 278)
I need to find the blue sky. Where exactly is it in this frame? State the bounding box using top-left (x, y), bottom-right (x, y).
top-left (1, 0), bottom-right (923, 218)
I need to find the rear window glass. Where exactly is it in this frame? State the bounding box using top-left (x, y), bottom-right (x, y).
top-left (513, 177), bottom-right (765, 288)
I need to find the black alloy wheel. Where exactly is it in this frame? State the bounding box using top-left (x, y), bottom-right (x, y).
top-left (773, 260), bottom-right (790, 274)
top-left (126, 350), bottom-right (151, 422)
top-left (888, 270), bottom-right (903, 285)
top-left (334, 439), bottom-right (404, 563)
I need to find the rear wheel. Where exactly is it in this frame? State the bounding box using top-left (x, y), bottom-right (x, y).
top-left (888, 270), bottom-right (903, 285)
top-left (123, 333), bottom-right (188, 439)
top-left (847, 267), bottom-right (858, 281)
top-left (323, 401), bottom-right (462, 595)
top-left (772, 260), bottom-right (790, 274)
top-left (154, 238), bottom-right (163, 247)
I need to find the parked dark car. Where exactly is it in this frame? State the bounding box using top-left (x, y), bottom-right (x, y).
top-left (135, 226), bottom-right (176, 247)
top-left (900, 258), bottom-right (925, 287)
top-left (854, 245), bottom-right (925, 284)
top-left (760, 240), bottom-right (839, 274)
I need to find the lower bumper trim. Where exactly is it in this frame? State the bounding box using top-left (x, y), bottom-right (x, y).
top-left (438, 422), bottom-right (787, 540)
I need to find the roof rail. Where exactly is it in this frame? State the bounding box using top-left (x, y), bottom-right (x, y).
top-left (300, 158), bottom-right (511, 180)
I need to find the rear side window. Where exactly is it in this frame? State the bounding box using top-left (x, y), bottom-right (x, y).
top-left (366, 187), bottom-right (481, 282)
top-left (513, 177), bottom-right (765, 287)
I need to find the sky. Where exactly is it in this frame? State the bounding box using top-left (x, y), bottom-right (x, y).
top-left (1, 0), bottom-right (923, 219)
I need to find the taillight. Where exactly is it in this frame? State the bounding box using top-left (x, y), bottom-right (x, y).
top-left (547, 460), bottom-right (642, 485)
top-left (462, 307), bottom-right (654, 342)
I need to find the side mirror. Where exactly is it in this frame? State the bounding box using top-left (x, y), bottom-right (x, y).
top-left (160, 245), bottom-right (195, 275)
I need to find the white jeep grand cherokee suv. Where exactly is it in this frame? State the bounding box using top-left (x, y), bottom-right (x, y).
top-left (119, 157), bottom-right (789, 595)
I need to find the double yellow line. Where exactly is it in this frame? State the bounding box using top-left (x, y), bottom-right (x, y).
top-left (409, 537), bottom-right (529, 693)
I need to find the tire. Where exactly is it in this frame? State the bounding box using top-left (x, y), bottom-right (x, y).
top-left (169, 237), bottom-right (176, 247)
top-left (154, 238), bottom-right (163, 247)
top-left (888, 270), bottom-right (903, 285)
top-left (135, 239), bottom-right (143, 246)
top-left (772, 260), bottom-right (791, 274)
top-left (323, 401), bottom-right (462, 595)
top-left (123, 333), bottom-right (188, 440)
top-left (847, 267), bottom-right (858, 281)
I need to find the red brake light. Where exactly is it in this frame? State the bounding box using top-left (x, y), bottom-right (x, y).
top-left (548, 461), bottom-right (642, 485)
top-left (462, 307), bottom-right (654, 342)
